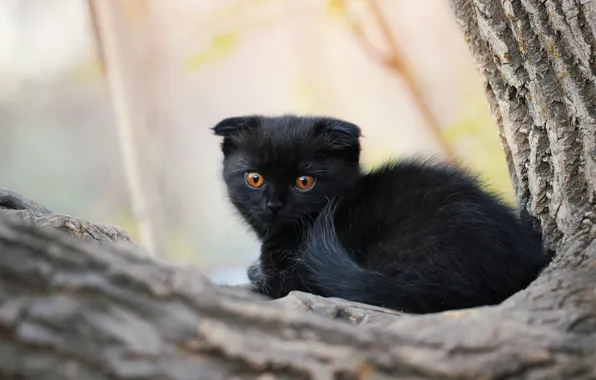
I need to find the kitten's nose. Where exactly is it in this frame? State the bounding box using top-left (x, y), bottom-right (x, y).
top-left (266, 200), bottom-right (283, 215)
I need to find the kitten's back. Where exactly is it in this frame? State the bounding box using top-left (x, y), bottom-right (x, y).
top-left (308, 158), bottom-right (549, 312)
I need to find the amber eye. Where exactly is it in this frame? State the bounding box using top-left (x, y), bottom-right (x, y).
top-left (295, 175), bottom-right (315, 191)
top-left (245, 172), bottom-right (265, 188)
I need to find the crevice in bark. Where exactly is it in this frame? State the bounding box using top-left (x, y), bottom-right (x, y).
top-left (502, 0), bottom-right (563, 247)
top-left (523, 0), bottom-right (591, 229)
top-left (576, 2), bottom-right (596, 77)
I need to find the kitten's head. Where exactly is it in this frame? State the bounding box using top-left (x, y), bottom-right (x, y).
top-left (212, 115), bottom-right (361, 234)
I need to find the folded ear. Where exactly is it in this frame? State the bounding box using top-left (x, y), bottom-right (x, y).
top-left (212, 116), bottom-right (260, 138)
top-left (315, 117), bottom-right (362, 151)
top-left (212, 116), bottom-right (261, 156)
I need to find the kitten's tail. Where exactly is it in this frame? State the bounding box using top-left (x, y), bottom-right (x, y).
top-left (299, 200), bottom-right (445, 313)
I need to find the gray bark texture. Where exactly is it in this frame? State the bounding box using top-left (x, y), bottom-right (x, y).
top-left (1, 0), bottom-right (595, 378)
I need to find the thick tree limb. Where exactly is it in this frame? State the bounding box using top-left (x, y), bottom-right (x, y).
top-left (0, 207), bottom-right (595, 379)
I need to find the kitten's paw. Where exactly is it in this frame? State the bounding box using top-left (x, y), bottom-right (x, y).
top-left (247, 261), bottom-right (262, 283)
top-left (247, 261), bottom-right (276, 297)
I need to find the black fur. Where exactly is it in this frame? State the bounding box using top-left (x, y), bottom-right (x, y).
top-left (213, 115), bottom-right (551, 313)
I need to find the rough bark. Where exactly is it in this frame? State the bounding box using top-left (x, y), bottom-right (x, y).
top-left (0, 209), bottom-right (593, 380)
top-left (0, 0), bottom-right (595, 378)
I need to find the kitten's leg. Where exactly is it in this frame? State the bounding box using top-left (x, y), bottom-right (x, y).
top-left (249, 242), bottom-right (308, 299)
top-left (251, 271), bottom-right (295, 299)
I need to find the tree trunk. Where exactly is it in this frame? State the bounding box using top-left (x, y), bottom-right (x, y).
top-left (450, 0), bottom-right (596, 252)
top-left (1, 0), bottom-right (595, 378)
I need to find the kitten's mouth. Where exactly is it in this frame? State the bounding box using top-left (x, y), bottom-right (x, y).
top-left (260, 214), bottom-right (281, 225)
top-left (258, 213), bottom-right (296, 228)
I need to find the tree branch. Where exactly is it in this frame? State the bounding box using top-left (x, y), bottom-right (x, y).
top-left (344, 0), bottom-right (458, 160)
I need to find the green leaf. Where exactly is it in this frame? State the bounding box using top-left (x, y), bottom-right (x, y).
top-left (167, 229), bottom-right (198, 264)
top-left (186, 31), bottom-right (240, 70)
top-left (443, 120), bottom-right (480, 143)
top-left (327, 0), bottom-right (347, 17)
top-left (70, 58), bottom-right (103, 83)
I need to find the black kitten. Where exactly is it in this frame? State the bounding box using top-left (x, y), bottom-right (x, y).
top-left (212, 115), bottom-right (550, 313)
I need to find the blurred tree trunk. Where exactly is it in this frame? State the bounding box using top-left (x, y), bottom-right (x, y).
top-left (0, 0), bottom-right (595, 379)
top-left (87, 0), bottom-right (168, 258)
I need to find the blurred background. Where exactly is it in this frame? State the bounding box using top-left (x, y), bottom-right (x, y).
top-left (0, 0), bottom-right (511, 284)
